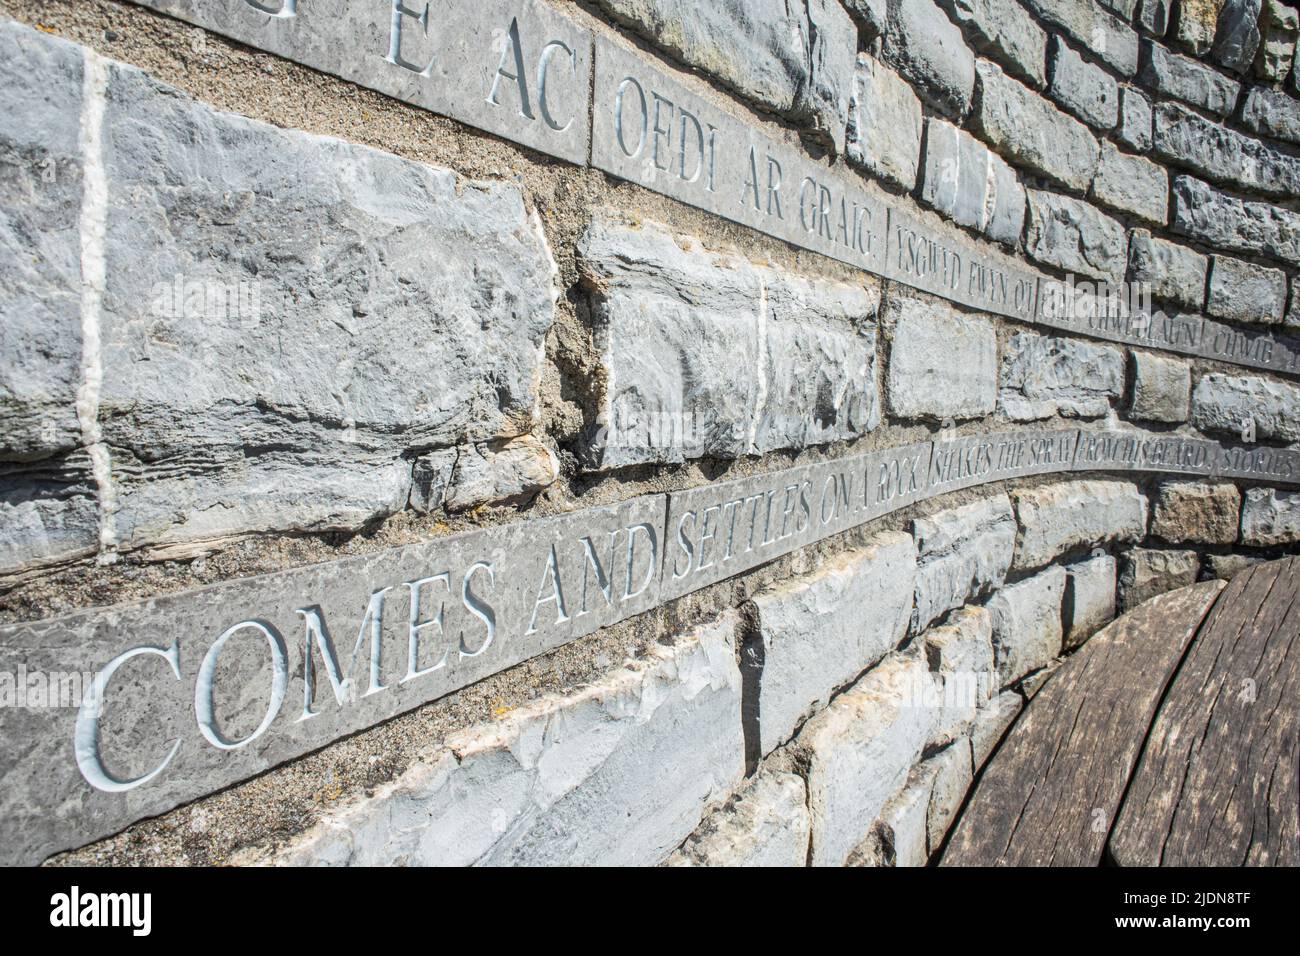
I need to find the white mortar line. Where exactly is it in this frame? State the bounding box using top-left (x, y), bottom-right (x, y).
top-left (75, 48), bottom-right (119, 560)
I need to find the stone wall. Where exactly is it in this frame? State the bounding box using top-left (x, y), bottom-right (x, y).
top-left (0, 0), bottom-right (1298, 866)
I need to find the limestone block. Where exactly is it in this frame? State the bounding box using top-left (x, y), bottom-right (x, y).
top-left (987, 565), bottom-right (1067, 687)
top-left (912, 496), bottom-right (1016, 632)
top-left (885, 295), bottom-right (997, 422)
top-left (667, 768), bottom-right (810, 867)
top-left (1151, 481), bottom-right (1243, 545)
top-left (1025, 190), bottom-right (1128, 282)
top-left (1063, 553), bottom-right (1118, 649)
top-left (1190, 373), bottom-right (1300, 442)
top-left (1118, 548), bottom-right (1201, 611)
top-left (999, 331), bottom-right (1125, 421)
top-left (1011, 479), bottom-right (1148, 570)
top-left (1127, 229), bottom-right (1208, 310)
top-left (847, 54), bottom-right (924, 192)
top-left (1129, 350), bottom-right (1192, 423)
top-left (881, 0), bottom-right (977, 118)
top-left (1206, 255), bottom-right (1288, 326)
top-left (1240, 486), bottom-right (1300, 545)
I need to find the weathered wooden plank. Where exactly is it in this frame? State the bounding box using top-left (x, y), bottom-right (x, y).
top-left (1110, 557), bottom-right (1300, 866)
top-left (941, 580), bottom-right (1226, 867)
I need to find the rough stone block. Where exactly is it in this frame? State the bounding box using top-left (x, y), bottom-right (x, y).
top-left (847, 762), bottom-right (933, 867)
top-left (69, 43), bottom-right (555, 558)
top-left (1021, 0), bottom-right (1141, 75)
top-left (1140, 38), bottom-right (1241, 116)
top-left (1204, 552), bottom-right (1265, 579)
top-left (1256, 0), bottom-right (1299, 81)
top-left (999, 331), bottom-right (1125, 421)
top-left (1290, 277), bottom-right (1300, 329)
top-left (1175, 0), bottom-right (1229, 54)
top-left (1118, 547), bottom-right (1201, 611)
top-left (1011, 479), bottom-right (1149, 570)
top-left (1154, 102), bottom-right (1300, 199)
top-left (847, 53), bottom-right (924, 192)
top-left (912, 496), bottom-right (1015, 632)
top-left (1240, 486), bottom-right (1300, 545)
top-left (268, 612), bottom-right (745, 866)
top-left (970, 690), bottom-right (1023, 768)
top-left (1050, 36), bottom-right (1120, 129)
top-left (1151, 481), bottom-right (1243, 544)
top-left (1129, 350), bottom-right (1192, 422)
top-left (1206, 255), bottom-right (1288, 325)
top-left (1063, 554), bottom-right (1117, 649)
top-left (1090, 143), bottom-right (1169, 225)
top-left (579, 217), bottom-right (881, 469)
top-left (1127, 229), bottom-right (1209, 310)
top-left (885, 295), bottom-right (997, 422)
top-left (1241, 85), bottom-right (1300, 145)
top-left (1171, 175), bottom-right (1300, 267)
top-left (1211, 0), bottom-right (1264, 73)
top-left (667, 768), bottom-right (810, 867)
top-left (1190, 372), bottom-right (1300, 442)
top-left (920, 118), bottom-right (1025, 244)
top-left (1025, 190), bottom-right (1128, 282)
top-left (594, 0), bottom-right (856, 153)
top-left (937, 0), bottom-right (1049, 88)
top-left (973, 59), bottom-right (1101, 192)
top-left (796, 652), bottom-right (937, 867)
top-left (1138, 0), bottom-right (1175, 35)
top-left (444, 435), bottom-right (559, 512)
top-left (987, 565), bottom-right (1067, 687)
top-left (407, 449), bottom-right (458, 514)
top-left (924, 605), bottom-right (996, 744)
top-left (842, 0), bottom-right (888, 38)
top-left (927, 741), bottom-right (974, 852)
top-left (1117, 85), bottom-right (1155, 150)
top-left (881, 0), bottom-right (977, 118)
top-left (749, 531), bottom-right (917, 757)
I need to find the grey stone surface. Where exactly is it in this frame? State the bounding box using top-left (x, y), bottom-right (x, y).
top-left (0, 25), bottom-right (559, 563)
top-left (1138, 0), bottom-right (1175, 35)
top-left (1012, 479), bottom-right (1149, 570)
top-left (1154, 101), bottom-right (1300, 199)
top-left (974, 60), bottom-right (1101, 192)
top-left (444, 436), bottom-right (559, 512)
top-left (1204, 552), bottom-right (1265, 579)
top-left (927, 741), bottom-right (974, 851)
top-left (881, 0), bottom-right (977, 118)
top-left (796, 651), bottom-right (937, 867)
top-left (1140, 38), bottom-right (1241, 116)
top-left (912, 497), bottom-right (1015, 632)
top-left (1256, 0), bottom-right (1299, 81)
top-left (1117, 85), bottom-right (1155, 151)
top-left (999, 331), bottom-right (1126, 421)
top-left (847, 53), bottom-right (924, 192)
top-left (578, 216), bottom-right (881, 469)
top-left (1175, 0), bottom-right (1229, 53)
top-left (667, 768), bottom-right (810, 867)
top-left (1240, 486), bottom-right (1300, 544)
top-left (267, 612), bottom-right (743, 866)
top-left (885, 295), bottom-right (998, 421)
top-left (590, 38), bottom-right (891, 277)
top-left (842, 0), bottom-right (888, 38)
top-left (125, 0), bottom-right (592, 163)
top-left (1206, 255), bottom-right (1288, 325)
top-left (920, 118), bottom-right (1025, 245)
top-left (1118, 547), bottom-right (1201, 611)
top-left (1241, 84), bottom-right (1300, 144)
top-left (1050, 36), bottom-right (1120, 130)
top-left (1151, 480), bottom-right (1242, 544)
top-left (1129, 350), bottom-right (1192, 422)
top-left (1090, 143), bottom-right (1169, 225)
top-left (593, 0), bottom-right (855, 153)
top-left (1025, 190), bottom-right (1128, 282)
top-left (1211, 0), bottom-right (1264, 73)
top-left (407, 449), bottom-right (458, 514)
top-left (1127, 229), bottom-right (1209, 309)
top-left (0, 489), bottom-right (669, 865)
top-left (0, 22), bottom-right (84, 461)
top-left (848, 761), bottom-right (933, 867)
top-left (1063, 554), bottom-right (1117, 649)
top-left (969, 690), bottom-right (1023, 768)
top-left (1290, 278), bottom-right (1300, 329)
top-left (937, 0), bottom-right (1049, 88)
top-left (1171, 175), bottom-right (1300, 267)
top-left (749, 531), bottom-right (917, 757)
top-left (1191, 372), bottom-right (1300, 441)
top-left (1022, 0), bottom-right (1141, 74)
top-left (923, 605), bottom-right (996, 746)
top-left (987, 565), bottom-right (1067, 687)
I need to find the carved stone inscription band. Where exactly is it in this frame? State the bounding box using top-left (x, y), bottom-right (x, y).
top-left (2, 425), bottom-right (1297, 864)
